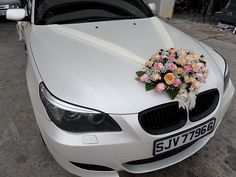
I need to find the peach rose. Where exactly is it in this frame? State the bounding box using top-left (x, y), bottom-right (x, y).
top-left (204, 72), bottom-right (209, 79)
top-left (186, 54), bottom-right (195, 61)
top-left (177, 57), bottom-right (187, 66)
top-left (202, 67), bottom-right (209, 73)
top-left (185, 76), bottom-right (195, 83)
top-left (150, 74), bottom-right (161, 81)
top-left (176, 67), bottom-right (184, 75)
top-left (193, 53), bottom-right (201, 60)
top-left (192, 64), bottom-right (199, 73)
top-left (193, 81), bottom-right (201, 90)
top-left (170, 48), bottom-right (176, 55)
top-left (145, 61), bottom-right (154, 68)
top-left (164, 73), bottom-right (175, 85)
top-left (151, 54), bottom-right (161, 61)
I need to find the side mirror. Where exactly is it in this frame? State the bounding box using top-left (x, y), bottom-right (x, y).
top-left (6, 9), bottom-right (26, 21)
top-left (148, 3), bottom-right (157, 14)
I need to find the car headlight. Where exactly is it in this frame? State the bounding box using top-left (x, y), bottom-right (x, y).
top-left (39, 83), bottom-right (122, 133)
top-left (214, 50), bottom-right (230, 92)
top-left (223, 58), bottom-right (230, 92)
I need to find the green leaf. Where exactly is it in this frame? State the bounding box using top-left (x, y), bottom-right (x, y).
top-left (166, 89), bottom-right (179, 100)
top-left (136, 71), bottom-right (146, 77)
top-left (145, 82), bottom-right (156, 91)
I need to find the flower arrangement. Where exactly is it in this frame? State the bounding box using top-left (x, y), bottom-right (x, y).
top-left (136, 48), bottom-right (209, 110)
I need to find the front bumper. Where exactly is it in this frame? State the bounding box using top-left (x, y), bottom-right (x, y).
top-left (27, 76), bottom-right (234, 177)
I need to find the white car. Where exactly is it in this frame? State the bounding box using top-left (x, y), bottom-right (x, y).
top-left (7, 1), bottom-right (235, 177)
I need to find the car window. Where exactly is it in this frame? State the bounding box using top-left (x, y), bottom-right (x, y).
top-left (35, 0), bottom-right (153, 25)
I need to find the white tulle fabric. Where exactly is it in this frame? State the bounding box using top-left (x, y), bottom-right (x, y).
top-left (175, 91), bottom-right (197, 111)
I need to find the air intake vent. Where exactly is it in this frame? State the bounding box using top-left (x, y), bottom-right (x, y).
top-left (70, 162), bottom-right (114, 171)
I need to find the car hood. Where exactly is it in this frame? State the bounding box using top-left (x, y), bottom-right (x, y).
top-left (31, 17), bottom-right (223, 114)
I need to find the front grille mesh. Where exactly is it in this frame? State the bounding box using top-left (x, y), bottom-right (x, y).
top-left (139, 89), bottom-right (219, 135)
top-left (189, 89), bottom-right (219, 122)
top-left (139, 102), bottom-right (187, 135)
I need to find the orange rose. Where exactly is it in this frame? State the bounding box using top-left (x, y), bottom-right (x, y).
top-left (164, 73), bottom-right (175, 85)
top-left (177, 57), bottom-right (187, 66)
top-left (185, 76), bottom-right (195, 83)
top-left (176, 67), bottom-right (184, 75)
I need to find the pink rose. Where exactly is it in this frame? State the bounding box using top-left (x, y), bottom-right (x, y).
top-left (160, 55), bottom-right (164, 60)
top-left (154, 62), bottom-right (164, 70)
top-left (196, 73), bottom-right (204, 81)
top-left (168, 63), bottom-right (177, 71)
top-left (155, 83), bottom-right (166, 93)
top-left (140, 74), bottom-right (148, 82)
top-left (197, 63), bottom-right (205, 68)
top-left (169, 55), bottom-right (176, 62)
top-left (173, 78), bottom-right (182, 87)
top-left (188, 86), bottom-right (195, 91)
top-left (184, 66), bottom-right (193, 72)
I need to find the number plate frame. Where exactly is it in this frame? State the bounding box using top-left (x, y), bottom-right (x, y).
top-left (153, 118), bottom-right (216, 156)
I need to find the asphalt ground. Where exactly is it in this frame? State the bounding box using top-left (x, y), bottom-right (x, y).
top-left (0, 17), bottom-right (236, 177)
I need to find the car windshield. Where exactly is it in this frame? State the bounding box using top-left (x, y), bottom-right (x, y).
top-left (35, 0), bottom-right (154, 25)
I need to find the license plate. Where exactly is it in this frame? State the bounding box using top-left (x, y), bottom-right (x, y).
top-left (153, 118), bottom-right (216, 156)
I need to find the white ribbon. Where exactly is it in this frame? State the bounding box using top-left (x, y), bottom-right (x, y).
top-left (48, 17), bottom-right (175, 65)
top-left (48, 25), bottom-right (146, 65)
top-left (151, 18), bottom-right (175, 49)
top-left (175, 91), bottom-right (197, 111)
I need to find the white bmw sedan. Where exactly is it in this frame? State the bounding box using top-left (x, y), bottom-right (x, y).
top-left (7, 0), bottom-right (235, 177)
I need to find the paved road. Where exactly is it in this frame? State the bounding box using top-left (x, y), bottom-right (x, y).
top-left (0, 18), bottom-right (235, 177)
